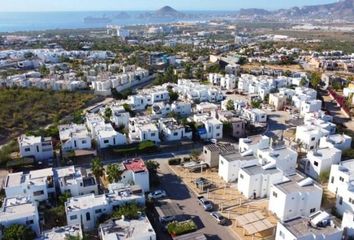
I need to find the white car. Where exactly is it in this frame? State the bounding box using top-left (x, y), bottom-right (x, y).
top-left (148, 190), bottom-right (167, 199)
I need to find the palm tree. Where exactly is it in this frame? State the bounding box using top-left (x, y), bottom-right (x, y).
top-left (91, 157), bottom-right (104, 183)
top-left (106, 164), bottom-right (122, 183)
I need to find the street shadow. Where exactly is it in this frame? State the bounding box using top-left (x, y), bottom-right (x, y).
top-left (205, 234), bottom-right (223, 240)
top-left (159, 173), bottom-right (192, 200)
top-left (191, 215), bottom-right (205, 229)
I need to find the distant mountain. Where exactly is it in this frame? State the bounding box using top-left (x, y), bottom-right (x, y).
top-left (238, 0), bottom-right (354, 20)
top-left (238, 8), bottom-right (271, 16)
top-left (138, 6), bottom-right (185, 19)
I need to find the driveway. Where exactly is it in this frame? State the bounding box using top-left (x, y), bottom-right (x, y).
top-left (155, 159), bottom-right (239, 240)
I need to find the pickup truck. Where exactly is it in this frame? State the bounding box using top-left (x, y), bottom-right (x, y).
top-left (197, 196), bottom-right (213, 211)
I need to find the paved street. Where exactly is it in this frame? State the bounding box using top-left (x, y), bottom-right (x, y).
top-left (156, 158), bottom-right (239, 240)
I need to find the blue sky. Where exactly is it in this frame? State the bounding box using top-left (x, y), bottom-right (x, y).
top-left (0, 0), bottom-right (337, 12)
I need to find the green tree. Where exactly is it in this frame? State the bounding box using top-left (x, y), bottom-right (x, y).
top-left (310, 72), bottom-right (321, 90)
top-left (91, 157), bottom-right (104, 182)
top-left (183, 64), bottom-right (192, 79)
top-left (106, 164), bottom-right (122, 183)
top-left (300, 77), bottom-right (308, 87)
top-left (226, 99), bottom-right (235, 111)
top-left (168, 90), bottom-right (179, 103)
top-left (112, 202), bottom-right (143, 220)
top-left (3, 224), bottom-right (36, 240)
top-left (190, 150), bottom-right (201, 161)
top-left (39, 65), bottom-right (50, 77)
top-left (195, 66), bottom-right (204, 80)
top-left (104, 107), bottom-right (112, 120)
top-left (58, 192), bottom-right (71, 206)
top-left (145, 160), bottom-right (160, 174)
top-left (251, 99), bottom-right (262, 109)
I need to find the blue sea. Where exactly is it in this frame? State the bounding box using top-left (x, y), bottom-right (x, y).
top-left (0, 11), bottom-right (233, 33)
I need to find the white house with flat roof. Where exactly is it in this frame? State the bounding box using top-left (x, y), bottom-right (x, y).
top-left (4, 168), bottom-right (55, 202)
top-left (55, 166), bottom-right (98, 197)
top-left (239, 135), bottom-right (270, 156)
top-left (275, 211), bottom-right (342, 240)
top-left (36, 224), bottom-right (82, 240)
top-left (243, 109), bottom-right (267, 124)
top-left (0, 197), bottom-right (40, 236)
top-left (203, 118), bottom-right (223, 139)
top-left (18, 135), bottom-right (53, 161)
top-left (59, 124), bottom-right (92, 152)
top-left (95, 123), bottom-right (127, 149)
top-left (238, 164), bottom-right (284, 199)
top-left (171, 101), bottom-right (192, 116)
top-left (268, 173), bottom-right (323, 222)
top-left (111, 107), bottom-right (130, 128)
top-left (65, 187), bottom-right (144, 231)
top-left (319, 134), bottom-right (352, 151)
top-left (218, 151), bottom-right (258, 183)
top-left (257, 143), bottom-right (298, 177)
top-left (328, 159), bottom-right (354, 196)
top-left (99, 216), bottom-right (156, 240)
top-left (295, 125), bottom-right (330, 151)
top-left (341, 211), bottom-right (354, 238)
top-left (303, 147), bottom-right (342, 180)
top-left (128, 117), bottom-right (160, 143)
top-left (300, 100), bottom-right (322, 116)
top-left (158, 118), bottom-right (192, 142)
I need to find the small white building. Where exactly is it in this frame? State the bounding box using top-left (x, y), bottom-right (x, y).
top-left (151, 102), bottom-right (171, 118)
top-left (300, 100), bottom-right (322, 116)
top-left (269, 93), bottom-right (287, 111)
top-left (95, 123), bottom-right (127, 149)
top-left (171, 101), bottom-right (192, 116)
top-left (268, 173), bottom-right (323, 222)
top-left (239, 135), bottom-right (270, 156)
top-left (303, 147), bottom-right (342, 180)
top-left (111, 107), bottom-right (130, 128)
top-left (158, 118), bottom-right (192, 142)
top-left (203, 118), bottom-right (223, 139)
top-left (65, 187), bottom-right (145, 231)
top-left (257, 143), bottom-right (298, 176)
top-left (275, 211), bottom-right (342, 240)
top-left (55, 166), bottom-right (98, 197)
top-left (99, 216), bottom-right (156, 240)
top-left (4, 168), bottom-right (55, 202)
top-left (238, 164), bottom-right (283, 199)
top-left (218, 151), bottom-right (258, 183)
top-left (37, 225), bottom-right (82, 240)
top-left (0, 197), bottom-right (40, 236)
top-left (243, 109), bottom-right (267, 124)
top-left (319, 134), bottom-right (352, 151)
top-left (121, 159), bottom-right (150, 193)
top-left (129, 117), bottom-right (160, 143)
top-left (295, 125), bottom-right (329, 151)
top-left (342, 211), bottom-right (354, 238)
top-left (18, 135), bottom-right (53, 161)
top-left (59, 124), bottom-right (92, 152)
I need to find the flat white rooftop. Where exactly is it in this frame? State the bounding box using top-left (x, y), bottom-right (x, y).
top-left (0, 197), bottom-right (37, 222)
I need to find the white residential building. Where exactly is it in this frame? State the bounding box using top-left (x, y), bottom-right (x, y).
top-left (268, 173), bottom-right (323, 221)
top-left (257, 143), bottom-right (298, 176)
top-left (269, 93), bottom-right (287, 111)
top-left (171, 101), bottom-right (192, 116)
top-left (303, 147), bottom-right (342, 180)
top-left (59, 124), bottom-right (92, 152)
top-left (319, 134), bottom-right (352, 151)
top-left (4, 168), bottom-right (55, 202)
top-left (300, 100), bottom-right (322, 116)
top-left (151, 102), bottom-right (171, 118)
top-left (65, 187), bottom-right (144, 231)
top-left (99, 216), bottom-right (156, 240)
top-left (295, 125), bottom-right (330, 151)
top-left (158, 118), bottom-right (192, 142)
top-left (95, 123), bottom-right (127, 149)
top-left (55, 166), bottom-right (98, 197)
top-left (243, 109), bottom-right (267, 124)
top-left (196, 102), bottom-right (219, 114)
top-left (275, 211), bottom-right (342, 240)
top-left (218, 152), bottom-right (258, 183)
top-left (37, 225), bottom-right (82, 240)
top-left (239, 135), bottom-right (270, 156)
top-left (129, 117), bottom-right (160, 143)
top-left (0, 197), bottom-right (40, 236)
top-left (121, 159), bottom-right (150, 193)
top-left (342, 211), bottom-right (354, 238)
top-left (18, 135), bottom-right (53, 161)
top-left (111, 106), bottom-right (130, 128)
top-left (238, 164), bottom-right (283, 199)
top-left (202, 118), bottom-right (223, 139)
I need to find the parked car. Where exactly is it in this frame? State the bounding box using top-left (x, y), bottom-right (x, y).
top-left (159, 215), bottom-right (176, 224)
top-left (197, 196), bottom-right (213, 211)
top-left (210, 212), bottom-right (226, 225)
top-left (193, 177), bottom-right (211, 189)
top-left (148, 190), bottom-right (167, 199)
